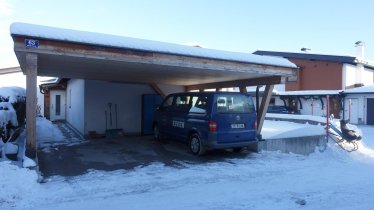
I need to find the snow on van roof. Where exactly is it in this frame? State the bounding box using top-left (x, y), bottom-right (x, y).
top-left (10, 22), bottom-right (297, 69)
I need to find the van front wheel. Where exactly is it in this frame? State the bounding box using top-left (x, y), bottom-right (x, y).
top-left (189, 133), bottom-right (205, 156)
top-left (233, 147), bottom-right (243, 153)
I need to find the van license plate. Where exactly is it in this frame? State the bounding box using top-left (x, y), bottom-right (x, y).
top-left (231, 124), bottom-right (245, 128)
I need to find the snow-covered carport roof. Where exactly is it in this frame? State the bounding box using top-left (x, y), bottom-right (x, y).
top-left (10, 22), bottom-right (297, 89)
top-left (10, 22), bottom-right (297, 162)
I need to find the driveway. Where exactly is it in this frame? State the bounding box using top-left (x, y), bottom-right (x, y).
top-left (37, 136), bottom-right (254, 178)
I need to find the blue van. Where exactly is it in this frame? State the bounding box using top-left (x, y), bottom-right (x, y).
top-left (153, 92), bottom-right (257, 155)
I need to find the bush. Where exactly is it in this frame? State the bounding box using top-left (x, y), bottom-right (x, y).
top-left (0, 91), bottom-right (26, 143)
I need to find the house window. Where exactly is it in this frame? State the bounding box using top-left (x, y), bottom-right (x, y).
top-left (287, 68), bottom-right (299, 82)
top-left (287, 76), bottom-right (297, 82)
top-left (69, 89), bottom-right (72, 108)
top-left (55, 95), bottom-right (61, 116)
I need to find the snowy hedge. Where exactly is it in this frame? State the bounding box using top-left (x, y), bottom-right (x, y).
top-left (0, 87), bottom-right (26, 143)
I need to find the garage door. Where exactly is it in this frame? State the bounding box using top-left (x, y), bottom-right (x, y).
top-left (142, 94), bottom-right (163, 135)
top-left (344, 99), bottom-right (359, 124)
top-left (367, 98), bottom-right (374, 125)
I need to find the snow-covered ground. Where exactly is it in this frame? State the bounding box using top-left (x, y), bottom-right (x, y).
top-left (36, 117), bottom-right (85, 152)
top-left (1, 119), bottom-right (374, 209)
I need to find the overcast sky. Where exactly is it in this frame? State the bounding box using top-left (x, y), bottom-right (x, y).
top-left (1, 0), bottom-right (373, 69)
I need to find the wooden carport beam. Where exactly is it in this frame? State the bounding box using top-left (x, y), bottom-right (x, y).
top-left (239, 86), bottom-right (247, 93)
top-left (257, 84), bottom-right (274, 135)
top-left (0, 66), bottom-right (21, 75)
top-left (149, 83), bottom-right (166, 98)
top-left (24, 53), bottom-right (38, 160)
top-left (185, 76), bottom-right (281, 91)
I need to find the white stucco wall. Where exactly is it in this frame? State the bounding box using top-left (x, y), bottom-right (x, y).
top-left (343, 64), bottom-right (358, 88)
top-left (84, 80), bottom-right (156, 135)
top-left (343, 64), bottom-right (374, 88)
top-left (66, 79), bottom-right (85, 134)
top-left (362, 68), bottom-right (374, 85)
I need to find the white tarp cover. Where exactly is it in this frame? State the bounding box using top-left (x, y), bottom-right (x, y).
top-left (342, 84), bottom-right (374, 94)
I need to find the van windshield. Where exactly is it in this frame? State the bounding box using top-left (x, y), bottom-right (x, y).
top-left (216, 94), bottom-right (254, 114)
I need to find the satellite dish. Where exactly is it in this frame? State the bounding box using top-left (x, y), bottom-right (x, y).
top-left (300, 48), bottom-right (311, 52)
top-left (355, 41), bottom-right (364, 46)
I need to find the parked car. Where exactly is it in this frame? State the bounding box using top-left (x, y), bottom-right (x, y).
top-left (267, 105), bottom-right (298, 114)
top-left (153, 92), bottom-right (257, 156)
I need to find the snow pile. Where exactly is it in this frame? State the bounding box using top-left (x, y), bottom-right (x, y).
top-left (0, 101), bottom-right (18, 127)
top-left (22, 156), bottom-right (37, 168)
top-left (36, 117), bottom-right (65, 149)
top-left (262, 120), bottom-right (325, 139)
top-left (266, 113), bottom-right (327, 123)
top-left (1, 142), bottom-right (18, 155)
top-left (36, 117), bottom-right (85, 151)
top-left (0, 161), bottom-right (40, 208)
top-left (0, 87), bottom-right (25, 158)
top-left (350, 126), bottom-right (374, 161)
top-left (0, 86), bottom-right (25, 128)
top-left (0, 86), bottom-right (26, 103)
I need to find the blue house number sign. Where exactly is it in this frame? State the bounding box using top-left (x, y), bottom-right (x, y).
top-left (25, 39), bottom-right (39, 48)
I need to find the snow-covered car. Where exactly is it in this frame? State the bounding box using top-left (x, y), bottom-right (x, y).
top-left (267, 106), bottom-right (298, 114)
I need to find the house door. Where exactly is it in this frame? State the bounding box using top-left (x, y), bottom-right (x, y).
top-left (50, 90), bottom-right (66, 121)
top-left (344, 98), bottom-right (359, 124)
top-left (142, 94), bottom-right (163, 135)
top-left (367, 98), bottom-right (374, 125)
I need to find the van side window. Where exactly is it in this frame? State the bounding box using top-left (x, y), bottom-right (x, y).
top-left (189, 96), bottom-right (208, 114)
top-left (174, 95), bottom-right (191, 112)
top-left (161, 96), bottom-right (174, 111)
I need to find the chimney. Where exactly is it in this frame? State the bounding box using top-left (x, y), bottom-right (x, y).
top-left (355, 41), bottom-right (365, 58)
top-left (354, 41), bottom-right (365, 86)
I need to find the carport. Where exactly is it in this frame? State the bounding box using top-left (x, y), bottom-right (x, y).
top-left (10, 22), bottom-right (297, 161)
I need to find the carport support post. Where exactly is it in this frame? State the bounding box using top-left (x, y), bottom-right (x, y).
top-left (239, 86), bottom-right (247, 93)
top-left (24, 53), bottom-right (38, 160)
top-left (257, 84), bottom-right (274, 136)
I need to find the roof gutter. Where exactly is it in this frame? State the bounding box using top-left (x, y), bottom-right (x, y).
top-left (354, 58), bottom-right (374, 70)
